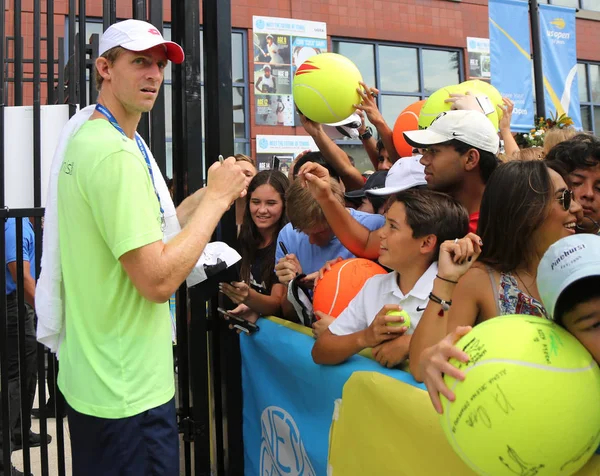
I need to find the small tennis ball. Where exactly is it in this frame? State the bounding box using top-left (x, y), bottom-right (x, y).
top-left (293, 53), bottom-right (363, 124)
top-left (385, 310), bottom-right (410, 328)
top-left (440, 315), bottom-right (600, 476)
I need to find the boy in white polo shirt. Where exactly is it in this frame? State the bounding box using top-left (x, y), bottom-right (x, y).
top-left (312, 189), bottom-right (469, 368)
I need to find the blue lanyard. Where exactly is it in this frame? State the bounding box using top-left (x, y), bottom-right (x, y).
top-left (95, 104), bottom-right (165, 219)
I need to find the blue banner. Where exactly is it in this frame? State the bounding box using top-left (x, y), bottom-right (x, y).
top-left (241, 318), bottom-right (421, 476)
top-left (489, 0), bottom-right (535, 132)
top-left (539, 4), bottom-right (581, 129)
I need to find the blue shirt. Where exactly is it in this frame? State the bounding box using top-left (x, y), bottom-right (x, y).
top-left (5, 218), bottom-right (36, 295)
top-left (275, 209), bottom-right (385, 276)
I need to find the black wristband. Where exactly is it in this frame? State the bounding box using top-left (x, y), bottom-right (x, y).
top-left (429, 292), bottom-right (452, 311)
top-left (359, 127), bottom-right (373, 141)
top-left (436, 274), bottom-right (458, 284)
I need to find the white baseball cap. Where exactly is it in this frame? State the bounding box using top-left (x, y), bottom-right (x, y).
top-left (537, 234), bottom-right (600, 320)
top-left (403, 110), bottom-right (500, 155)
top-left (366, 155), bottom-right (427, 196)
top-left (99, 19), bottom-right (185, 64)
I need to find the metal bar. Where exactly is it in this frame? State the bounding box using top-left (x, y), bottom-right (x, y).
top-left (0, 0), bottom-right (8, 467)
top-left (203, 0), bottom-right (243, 473)
top-left (46, 0), bottom-right (55, 104)
top-left (68, 0), bottom-right (77, 116)
top-left (78, 1), bottom-right (87, 108)
top-left (102, 0), bottom-right (117, 32)
top-left (33, 0), bottom-right (41, 208)
top-left (53, 353), bottom-right (66, 476)
top-left (13, 0), bottom-right (22, 105)
top-left (15, 220), bottom-right (32, 474)
top-left (149, 0), bottom-right (167, 176)
top-left (530, 0), bottom-right (546, 118)
top-left (0, 209), bottom-right (45, 219)
top-left (58, 37), bottom-right (65, 104)
top-left (132, 0), bottom-right (150, 143)
top-left (171, 0), bottom-right (206, 472)
top-left (89, 34), bottom-right (100, 104)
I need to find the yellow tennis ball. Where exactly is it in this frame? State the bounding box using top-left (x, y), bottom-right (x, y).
top-left (417, 84), bottom-right (461, 129)
top-left (441, 315), bottom-right (600, 476)
top-left (293, 53), bottom-right (363, 124)
top-left (385, 310), bottom-right (410, 329)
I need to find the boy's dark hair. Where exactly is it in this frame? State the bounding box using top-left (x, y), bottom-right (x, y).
top-left (554, 276), bottom-right (600, 326)
top-left (376, 139), bottom-right (385, 153)
top-left (443, 139), bottom-right (500, 184)
top-left (292, 151), bottom-right (340, 180)
top-left (545, 134), bottom-right (600, 173)
top-left (389, 189), bottom-right (469, 261)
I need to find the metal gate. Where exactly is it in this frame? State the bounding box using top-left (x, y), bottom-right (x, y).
top-left (1, 0), bottom-right (244, 473)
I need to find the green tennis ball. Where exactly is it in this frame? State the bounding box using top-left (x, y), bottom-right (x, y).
top-left (293, 52), bottom-right (363, 124)
top-left (440, 315), bottom-right (600, 476)
top-left (417, 84), bottom-right (461, 129)
top-left (385, 310), bottom-right (411, 329)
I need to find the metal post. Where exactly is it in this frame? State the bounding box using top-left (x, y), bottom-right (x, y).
top-left (46, 0), bottom-right (55, 104)
top-left (203, 0), bottom-right (243, 474)
top-left (149, 0), bottom-right (167, 177)
top-left (78, 0), bottom-right (87, 108)
top-left (132, 0), bottom-right (150, 144)
top-left (68, 0), bottom-right (77, 116)
top-left (171, 0), bottom-right (208, 473)
top-left (0, 1), bottom-right (10, 471)
top-left (102, 0), bottom-right (117, 32)
top-left (13, 0), bottom-right (22, 105)
top-left (530, 0), bottom-right (546, 118)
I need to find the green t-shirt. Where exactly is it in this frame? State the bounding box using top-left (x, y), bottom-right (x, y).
top-left (57, 119), bottom-right (174, 419)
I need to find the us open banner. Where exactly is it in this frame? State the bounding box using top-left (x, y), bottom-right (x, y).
top-left (489, 0), bottom-right (535, 132)
top-left (240, 317), bottom-right (418, 476)
top-left (539, 3), bottom-right (582, 129)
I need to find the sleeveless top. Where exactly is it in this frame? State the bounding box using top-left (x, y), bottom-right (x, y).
top-left (486, 267), bottom-right (549, 319)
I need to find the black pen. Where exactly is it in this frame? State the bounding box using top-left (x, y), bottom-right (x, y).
top-left (279, 241), bottom-right (289, 256)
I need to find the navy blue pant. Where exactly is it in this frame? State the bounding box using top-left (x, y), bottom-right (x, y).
top-left (67, 398), bottom-right (179, 476)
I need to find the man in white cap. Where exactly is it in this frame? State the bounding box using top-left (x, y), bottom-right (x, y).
top-left (55, 19), bottom-right (246, 474)
top-left (403, 109), bottom-right (500, 233)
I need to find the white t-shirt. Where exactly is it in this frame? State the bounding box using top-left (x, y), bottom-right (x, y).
top-left (328, 262), bottom-right (438, 336)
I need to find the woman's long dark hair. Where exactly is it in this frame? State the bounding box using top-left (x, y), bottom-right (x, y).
top-left (477, 160), bottom-right (556, 272)
top-left (238, 170), bottom-right (289, 290)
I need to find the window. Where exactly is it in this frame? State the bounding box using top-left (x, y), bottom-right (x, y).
top-left (73, 19), bottom-right (250, 179)
top-left (332, 39), bottom-right (462, 171)
top-left (538, 0), bottom-right (600, 12)
top-left (578, 62), bottom-right (600, 134)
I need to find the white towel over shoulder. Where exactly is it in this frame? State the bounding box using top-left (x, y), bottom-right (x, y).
top-left (36, 105), bottom-right (240, 355)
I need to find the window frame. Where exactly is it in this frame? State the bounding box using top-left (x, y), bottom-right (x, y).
top-left (578, 60), bottom-right (600, 134)
top-left (331, 37), bottom-right (464, 145)
top-left (538, 0), bottom-right (600, 12)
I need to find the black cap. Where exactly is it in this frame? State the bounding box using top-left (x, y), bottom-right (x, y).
top-left (344, 170), bottom-right (388, 199)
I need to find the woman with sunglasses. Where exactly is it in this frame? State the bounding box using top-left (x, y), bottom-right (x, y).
top-left (409, 160), bottom-right (582, 387)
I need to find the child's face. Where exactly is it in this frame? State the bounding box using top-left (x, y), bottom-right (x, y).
top-left (561, 297), bottom-right (600, 364)
top-left (377, 201), bottom-right (423, 270)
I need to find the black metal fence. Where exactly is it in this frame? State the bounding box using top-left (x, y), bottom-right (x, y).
top-left (0, 0), bottom-right (244, 474)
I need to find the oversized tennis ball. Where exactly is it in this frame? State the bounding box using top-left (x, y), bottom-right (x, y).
top-left (293, 53), bottom-right (363, 124)
top-left (313, 258), bottom-right (387, 318)
top-left (417, 84), bottom-right (461, 129)
top-left (460, 79), bottom-right (503, 129)
top-left (393, 100), bottom-right (426, 157)
top-left (441, 315), bottom-right (600, 476)
top-left (385, 310), bottom-right (411, 329)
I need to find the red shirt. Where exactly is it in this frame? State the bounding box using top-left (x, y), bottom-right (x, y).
top-left (469, 212), bottom-right (480, 234)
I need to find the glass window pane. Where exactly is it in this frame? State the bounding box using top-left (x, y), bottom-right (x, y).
top-left (232, 32), bottom-right (244, 84)
top-left (582, 0), bottom-right (600, 11)
top-left (422, 50), bottom-right (460, 95)
top-left (166, 141), bottom-right (173, 179)
top-left (163, 27), bottom-right (172, 83)
top-left (590, 65), bottom-right (600, 104)
top-left (381, 95), bottom-right (420, 132)
top-left (332, 41), bottom-right (375, 88)
top-left (595, 106), bottom-right (600, 135)
top-left (233, 87), bottom-right (246, 139)
top-left (578, 63), bottom-right (589, 103)
top-left (234, 142), bottom-right (249, 156)
top-left (379, 45), bottom-right (419, 93)
top-left (581, 105), bottom-right (592, 132)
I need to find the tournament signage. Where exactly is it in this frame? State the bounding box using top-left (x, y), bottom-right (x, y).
top-left (252, 16), bottom-right (327, 127)
top-left (488, 0), bottom-right (535, 132)
top-left (539, 3), bottom-right (581, 129)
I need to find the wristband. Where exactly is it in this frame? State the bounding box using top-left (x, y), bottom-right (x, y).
top-left (359, 126), bottom-right (373, 141)
top-left (429, 292), bottom-right (452, 312)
